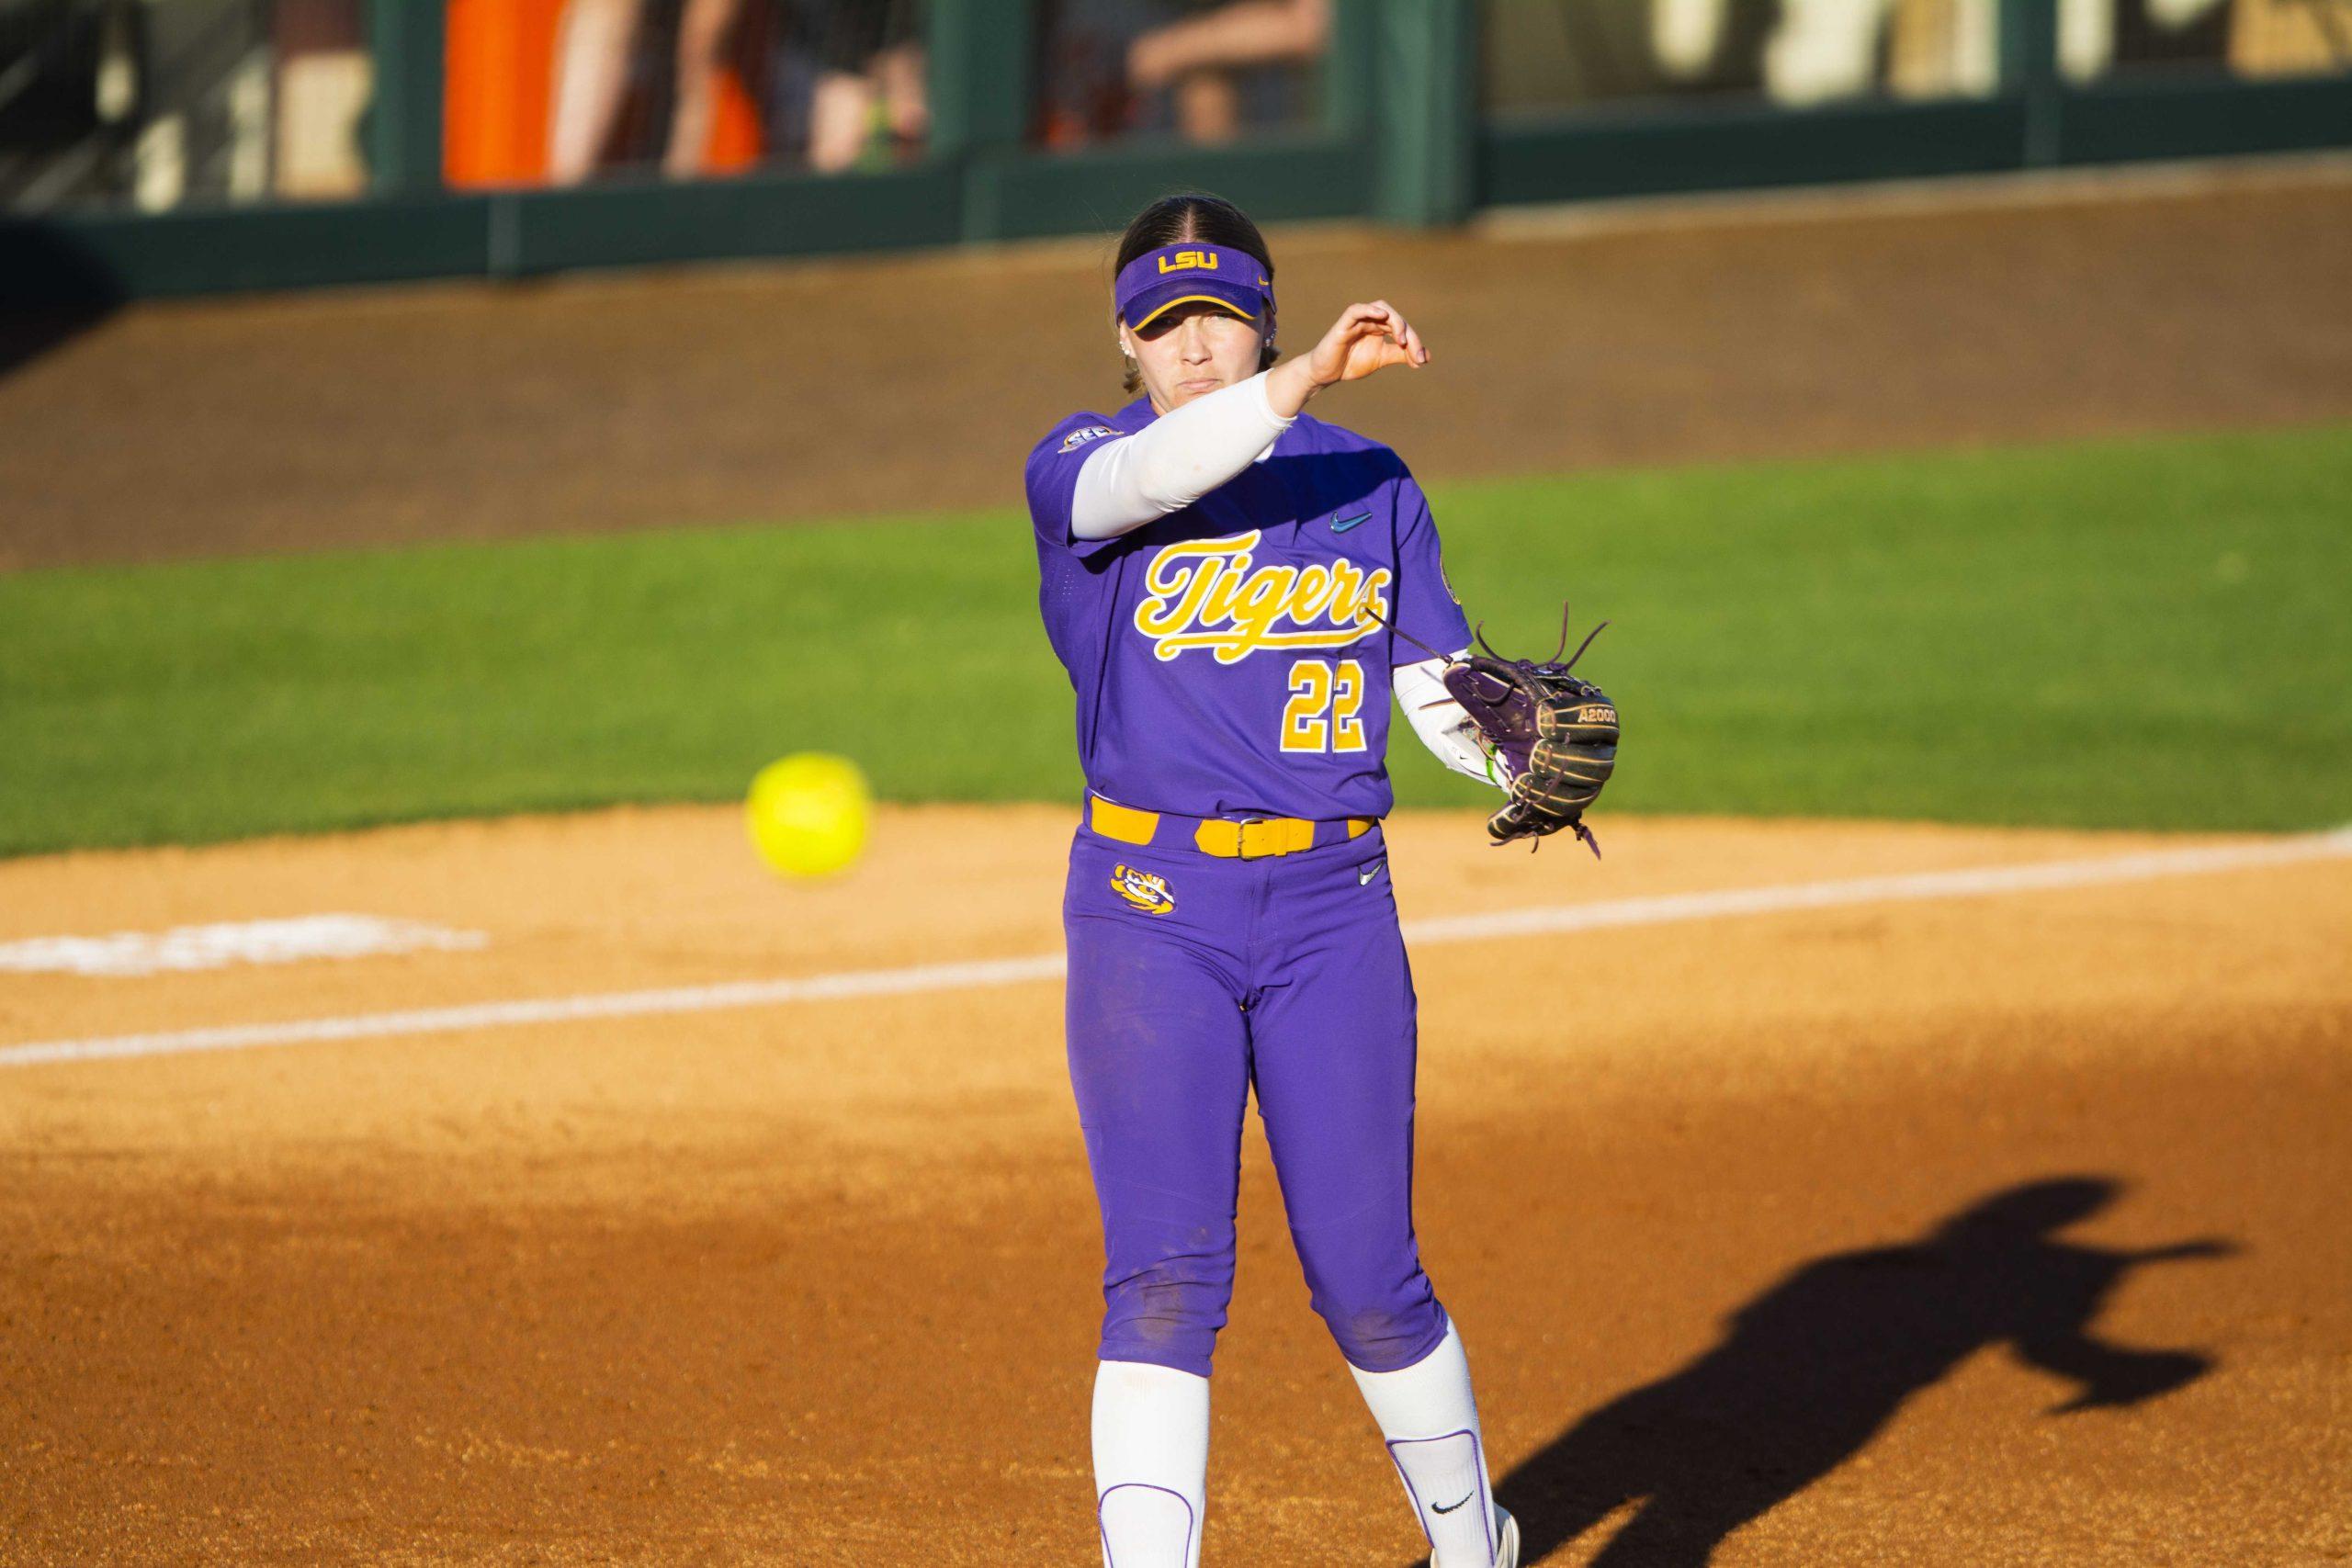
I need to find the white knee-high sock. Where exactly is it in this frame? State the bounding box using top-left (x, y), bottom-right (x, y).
top-left (1349, 1321), bottom-right (1501, 1568)
top-left (1092, 1359), bottom-right (1209, 1568)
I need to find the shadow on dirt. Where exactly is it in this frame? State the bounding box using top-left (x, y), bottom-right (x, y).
top-left (0, 304), bottom-right (117, 379)
top-left (1487, 1176), bottom-right (2233, 1567)
top-left (0, 222), bottom-right (130, 378)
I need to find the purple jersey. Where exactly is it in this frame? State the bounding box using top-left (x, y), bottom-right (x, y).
top-left (1026, 394), bottom-right (1473, 822)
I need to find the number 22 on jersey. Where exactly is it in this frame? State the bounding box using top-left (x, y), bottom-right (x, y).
top-left (1282, 659), bottom-right (1368, 753)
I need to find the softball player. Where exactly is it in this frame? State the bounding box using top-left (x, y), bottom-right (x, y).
top-left (1025, 193), bottom-right (1519, 1568)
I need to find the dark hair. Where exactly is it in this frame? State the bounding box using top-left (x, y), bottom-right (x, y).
top-left (1113, 192), bottom-right (1279, 394)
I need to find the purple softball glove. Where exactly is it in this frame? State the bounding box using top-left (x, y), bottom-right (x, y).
top-left (1440, 610), bottom-right (1618, 855)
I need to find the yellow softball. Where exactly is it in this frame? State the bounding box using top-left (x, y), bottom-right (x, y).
top-left (745, 753), bottom-right (872, 879)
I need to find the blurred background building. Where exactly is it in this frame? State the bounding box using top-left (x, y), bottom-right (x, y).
top-left (0, 0), bottom-right (2346, 291)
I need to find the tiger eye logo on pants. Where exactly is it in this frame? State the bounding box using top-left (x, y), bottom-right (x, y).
top-left (1111, 864), bottom-right (1176, 916)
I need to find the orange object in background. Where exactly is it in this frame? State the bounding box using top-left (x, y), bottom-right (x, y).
top-left (445, 0), bottom-right (564, 186)
top-left (446, 0), bottom-right (767, 187)
top-left (703, 52), bottom-right (765, 175)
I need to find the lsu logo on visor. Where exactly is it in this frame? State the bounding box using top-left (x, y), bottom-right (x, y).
top-left (1156, 249), bottom-right (1219, 274)
top-left (1133, 530), bottom-right (1392, 664)
top-left (1112, 863), bottom-right (1176, 916)
top-left (1059, 424), bottom-right (1119, 454)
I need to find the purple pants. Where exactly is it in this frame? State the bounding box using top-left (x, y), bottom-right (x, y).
top-left (1063, 819), bottom-right (1447, 1380)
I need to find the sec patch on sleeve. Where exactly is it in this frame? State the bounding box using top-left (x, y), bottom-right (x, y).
top-left (1059, 424), bottom-right (1120, 454)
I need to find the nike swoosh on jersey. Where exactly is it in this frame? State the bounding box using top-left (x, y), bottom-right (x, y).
top-left (1331, 512), bottom-right (1373, 533)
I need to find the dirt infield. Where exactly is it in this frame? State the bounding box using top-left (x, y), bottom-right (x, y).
top-left (6, 158), bottom-right (2352, 569)
top-left (3, 807), bottom-right (2346, 1564)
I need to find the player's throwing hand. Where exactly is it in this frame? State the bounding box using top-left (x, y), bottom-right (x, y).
top-left (1311, 299), bottom-right (1430, 382)
top-left (1261, 299), bottom-right (1430, 421)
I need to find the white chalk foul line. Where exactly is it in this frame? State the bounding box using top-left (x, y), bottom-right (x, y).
top-left (5, 828), bottom-right (2346, 1071)
top-left (0, 954), bottom-right (1069, 1070)
top-left (1403, 827), bottom-right (2352, 943)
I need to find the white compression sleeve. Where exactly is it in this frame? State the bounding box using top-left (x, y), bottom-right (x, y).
top-left (1069, 372), bottom-right (1295, 541)
top-left (1350, 1322), bottom-right (1503, 1568)
top-left (1394, 655), bottom-right (1507, 792)
top-left (1093, 1359), bottom-right (1209, 1568)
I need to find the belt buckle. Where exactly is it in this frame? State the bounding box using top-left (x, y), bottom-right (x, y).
top-left (1235, 817), bottom-right (1272, 860)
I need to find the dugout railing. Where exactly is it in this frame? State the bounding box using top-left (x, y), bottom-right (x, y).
top-left (2, 0), bottom-right (2348, 303)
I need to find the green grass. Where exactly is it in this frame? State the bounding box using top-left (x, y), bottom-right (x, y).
top-left (4, 424), bottom-right (2348, 856)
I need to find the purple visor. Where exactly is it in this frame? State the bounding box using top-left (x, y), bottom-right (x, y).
top-left (1114, 243), bottom-right (1273, 332)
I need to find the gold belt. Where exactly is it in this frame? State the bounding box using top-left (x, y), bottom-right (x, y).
top-left (1087, 794), bottom-right (1374, 861)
